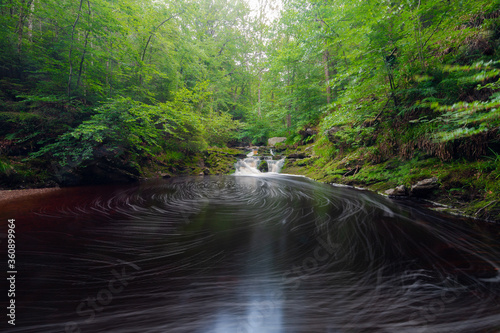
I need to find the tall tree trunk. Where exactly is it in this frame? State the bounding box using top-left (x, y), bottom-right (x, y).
top-left (318, 18), bottom-right (331, 104)
top-left (27, 0), bottom-right (34, 43)
top-left (323, 48), bottom-right (331, 104)
top-left (76, 30), bottom-right (90, 89)
top-left (17, 0), bottom-right (34, 55)
top-left (258, 72), bottom-right (262, 117)
top-left (385, 48), bottom-right (399, 107)
top-left (287, 71), bottom-right (295, 129)
top-left (17, 0), bottom-right (25, 55)
top-left (76, 1), bottom-right (91, 91)
top-left (68, 0), bottom-right (85, 99)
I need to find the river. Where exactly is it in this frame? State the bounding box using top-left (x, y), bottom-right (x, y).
top-left (1, 174), bottom-right (499, 332)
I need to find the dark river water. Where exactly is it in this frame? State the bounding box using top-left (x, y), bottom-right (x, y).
top-left (1, 175), bottom-right (499, 333)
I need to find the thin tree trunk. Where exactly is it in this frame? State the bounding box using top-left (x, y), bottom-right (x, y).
top-left (258, 72), bottom-right (262, 117)
top-left (386, 68), bottom-right (398, 107)
top-left (108, 41), bottom-right (113, 96)
top-left (141, 13), bottom-right (178, 62)
top-left (139, 12), bottom-right (179, 84)
top-left (68, 0), bottom-right (85, 99)
top-left (320, 19), bottom-right (331, 104)
top-left (323, 48), bottom-right (331, 104)
top-left (287, 71), bottom-right (295, 129)
top-left (414, 0), bottom-right (425, 70)
top-left (76, 1), bottom-right (91, 90)
top-left (27, 0), bottom-right (34, 42)
top-left (17, 0), bottom-right (25, 55)
top-left (17, 0), bottom-right (34, 54)
top-left (76, 30), bottom-right (90, 89)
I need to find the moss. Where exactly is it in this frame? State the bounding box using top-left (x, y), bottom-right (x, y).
top-left (202, 147), bottom-right (247, 175)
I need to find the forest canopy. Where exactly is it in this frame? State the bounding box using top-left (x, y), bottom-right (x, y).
top-left (1, 0), bottom-right (499, 188)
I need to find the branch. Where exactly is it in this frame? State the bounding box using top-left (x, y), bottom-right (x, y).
top-left (409, 8), bottom-right (450, 65)
top-left (314, 18), bottom-right (340, 38)
top-left (217, 36), bottom-right (242, 56)
top-left (421, 9), bottom-right (450, 50)
top-left (141, 12), bottom-right (182, 62)
top-left (373, 97), bottom-right (391, 122)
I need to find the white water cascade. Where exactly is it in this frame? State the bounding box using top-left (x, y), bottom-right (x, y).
top-left (267, 158), bottom-right (286, 173)
top-left (234, 152), bottom-right (285, 175)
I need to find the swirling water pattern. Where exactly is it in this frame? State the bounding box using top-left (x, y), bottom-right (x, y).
top-left (1, 174), bottom-right (499, 332)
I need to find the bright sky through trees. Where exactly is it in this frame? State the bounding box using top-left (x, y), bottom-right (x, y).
top-left (246, 0), bottom-right (282, 20)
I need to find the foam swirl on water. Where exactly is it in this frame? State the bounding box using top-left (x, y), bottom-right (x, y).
top-left (1, 175), bottom-right (499, 333)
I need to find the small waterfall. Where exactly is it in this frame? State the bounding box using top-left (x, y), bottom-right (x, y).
top-left (234, 156), bottom-right (262, 175)
top-left (234, 154), bottom-right (285, 175)
top-left (267, 158), bottom-right (285, 173)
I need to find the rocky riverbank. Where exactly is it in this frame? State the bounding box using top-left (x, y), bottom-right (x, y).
top-left (281, 143), bottom-right (500, 223)
top-left (2, 142), bottom-right (498, 223)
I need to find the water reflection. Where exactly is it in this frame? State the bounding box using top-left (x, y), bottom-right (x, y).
top-left (0, 175), bottom-right (499, 333)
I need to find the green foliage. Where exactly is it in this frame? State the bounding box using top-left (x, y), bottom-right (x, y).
top-left (0, 160), bottom-right (14, 176)
top-left (157, 150), bottom-right (185, 163)
top-left (28, 97), bottom-right (161, 165)
top-left (326, 125), bottom-right (376, 152)
top-left (203, 110), bottom-right (242, 147)
top-left (407, 61), bottom-right (500, 143)
top-left (1, 0), bottom-right (251, 163)
top-left (28, 81), bottom-right (240, 166)
top-left (239, 109), bottom-right (276, 144)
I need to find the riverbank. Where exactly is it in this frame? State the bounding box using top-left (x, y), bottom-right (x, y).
top-left (2, 142), bottom-right (498, 223)
top-left (0, 147), bottom-right (247, 190)
top-left (281, 143), bottom-right (500, 223)
top-left (0, 187), bottom-right (62, 203)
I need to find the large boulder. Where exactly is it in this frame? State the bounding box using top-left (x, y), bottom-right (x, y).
top-left (268, 137), bottom-right (287, 146)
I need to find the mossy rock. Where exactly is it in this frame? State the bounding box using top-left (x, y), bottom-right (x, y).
top-left (258, 160), bottom-right (268, 172)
